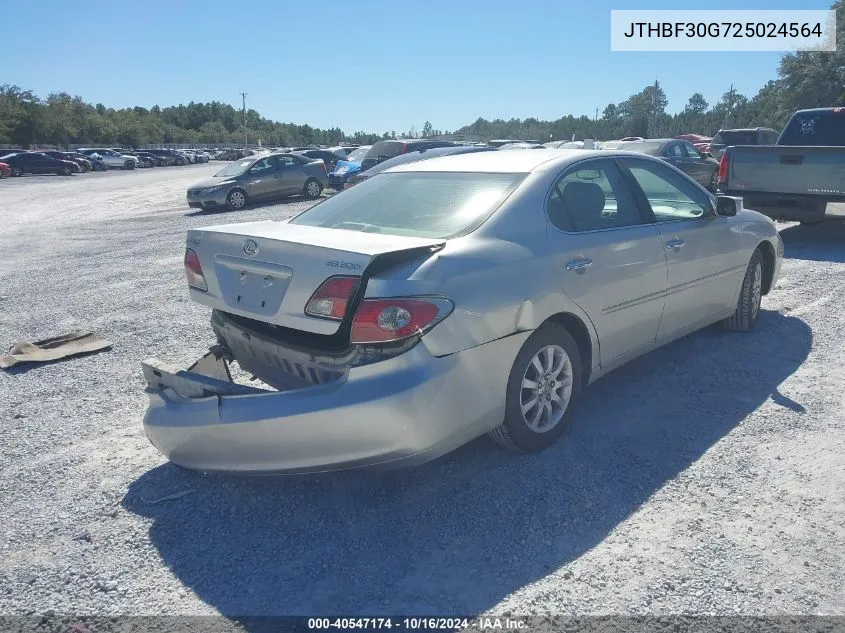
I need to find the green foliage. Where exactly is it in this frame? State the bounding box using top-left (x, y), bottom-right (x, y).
top-left (0, 87), bottom-right (353, 148)
top-left (684, 93), bottom-right (709, 115)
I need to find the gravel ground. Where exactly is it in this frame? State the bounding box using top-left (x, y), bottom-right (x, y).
top-left (0, 165), bottom-right (843, 620)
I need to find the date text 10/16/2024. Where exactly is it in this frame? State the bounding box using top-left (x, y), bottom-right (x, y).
top-left (307, 617), bottom-right (528, 630)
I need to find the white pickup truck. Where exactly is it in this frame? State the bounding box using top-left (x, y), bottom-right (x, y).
top-left (77, 148), bottom-right (140, 170)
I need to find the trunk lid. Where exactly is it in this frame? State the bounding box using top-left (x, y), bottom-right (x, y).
top-left (726, 145), bottom-right (845, 198)
top-left (187, 221), bottom-right (444, 335)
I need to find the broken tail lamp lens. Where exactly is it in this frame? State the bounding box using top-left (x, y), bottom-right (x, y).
top-left (350, 297), bottom-right (454, 344)
top-left (184, 248), bottom-right (208, 291)
top-left (305, 276), bottom-right (360, 320)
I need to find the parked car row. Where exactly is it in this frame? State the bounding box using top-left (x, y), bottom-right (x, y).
top-left (0, 146), bottom-right (228, 178)
top-left (0, 150), bottom-right (85, 177)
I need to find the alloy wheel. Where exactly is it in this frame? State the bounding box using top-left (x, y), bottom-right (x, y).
top-left (228, 191), bottom-right (246, 209)
top-left (751, 261), bottom-right (762, 318)
top-left (519, 344), bottom-right (573, 433)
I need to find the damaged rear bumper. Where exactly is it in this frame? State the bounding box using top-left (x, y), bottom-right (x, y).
top-left (141, 331), bottom-right (530, 475)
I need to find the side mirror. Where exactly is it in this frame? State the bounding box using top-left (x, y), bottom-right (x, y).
top-left (715, 195), bottom-right (741, 217)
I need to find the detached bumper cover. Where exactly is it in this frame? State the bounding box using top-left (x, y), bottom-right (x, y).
top-left (141, 332), bottom-right (529, 474)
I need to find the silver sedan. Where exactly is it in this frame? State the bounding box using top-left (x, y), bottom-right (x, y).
top-left (186, 152), bottom-right (329, 211)
top-left (143, 149), bottom-right (783, 473)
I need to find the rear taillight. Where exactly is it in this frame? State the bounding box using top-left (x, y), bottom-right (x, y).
top-left (717, 151), bottom-right (730, 187)
top-left (350, 297), bottom-right (453, 344)
top-left (305, 276), bottom-right (360, 320)
top-left (184, 248), bottom-right (207, 291)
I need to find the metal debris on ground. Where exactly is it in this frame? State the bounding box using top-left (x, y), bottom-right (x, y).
top-left (0, 331), bottom-right (112, 369)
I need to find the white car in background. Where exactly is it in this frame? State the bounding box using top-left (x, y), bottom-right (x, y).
top-left (77, 148), bottom-right (140, 170)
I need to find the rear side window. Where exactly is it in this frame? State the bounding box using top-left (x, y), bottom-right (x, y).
top-left (665, 143), bottom-right (684, 158)
top-left (778, 111), bottom-right (845, 146)
top-left (713, 131), bottom-right (759, 145)
top-left (290, 172), bottom-right (525, 239)
top-left (547, 159), bottom-right (643, 232)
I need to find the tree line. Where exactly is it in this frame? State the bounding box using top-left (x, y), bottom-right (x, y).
top-left (1, 0), bottom-right (841, 148)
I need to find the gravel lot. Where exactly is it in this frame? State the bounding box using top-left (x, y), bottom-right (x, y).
top-left (0, 165), bottom-right (843, 620)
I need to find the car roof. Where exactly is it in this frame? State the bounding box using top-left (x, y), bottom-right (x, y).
top-left (790, 108), bottom-right (843, 115)
top-left (385, 148), bottom-right (612, 174)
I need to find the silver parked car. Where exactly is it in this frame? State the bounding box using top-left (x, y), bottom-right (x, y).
top-left (144, 149), bottom-right (783, 474)
top-left (186, 152), bottom-right (329, 210)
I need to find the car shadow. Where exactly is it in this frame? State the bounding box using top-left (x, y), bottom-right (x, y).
top-left (183, 196), bottom-right (326, 218)
top-left (780, 221), bottom-right (845, 263)
top-left (123, 310), bottom-right (811, 621)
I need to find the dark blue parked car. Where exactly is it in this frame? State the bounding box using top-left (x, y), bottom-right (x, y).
top-left (327, 145), bottom-right (371, 190)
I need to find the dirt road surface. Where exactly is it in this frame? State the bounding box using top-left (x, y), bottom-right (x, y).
top-left (0, 165), bottom-right (843, 619)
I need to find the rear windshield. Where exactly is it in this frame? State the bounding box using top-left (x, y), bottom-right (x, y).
top-left (617, 141), bottom-right (664, 155)
top-left (778, 112), bottom-right (845, 146)
top-left (713, 131), bottom-right (759, 145)
top-left (289, 172), bottom-right (525, 239)
top-left (362, 141), bottom-right (405, 163)
top-left (344, 146), bottom-right (370, 162)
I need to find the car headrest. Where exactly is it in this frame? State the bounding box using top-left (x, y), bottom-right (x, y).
top-left (562, 181), bottom-right (606, 228)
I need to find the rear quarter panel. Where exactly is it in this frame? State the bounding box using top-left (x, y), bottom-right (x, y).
top-left (728, 208), bottom-right (782, 287)
top-left (366, 170), bottom-right (600, 368)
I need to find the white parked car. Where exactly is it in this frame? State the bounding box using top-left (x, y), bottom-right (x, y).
top-left (77, 148), bottom-right (139, 170)
top-left (142, 149), bottom-right (783, 474)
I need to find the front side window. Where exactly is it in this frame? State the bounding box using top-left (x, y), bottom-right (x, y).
top-left (620, 159), bottom-right (712, 222)
top-left (290, 171), bottom-right (525, 239)
top-left (547, 159), bottom-right (643, 232)
top-left (249, 158), bottom-right (273, 174)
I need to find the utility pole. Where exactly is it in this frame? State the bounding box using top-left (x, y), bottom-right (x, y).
top-left (724, 84), bottom-right (735, 128)
top-left (239, 92), bottom-right (248, 149)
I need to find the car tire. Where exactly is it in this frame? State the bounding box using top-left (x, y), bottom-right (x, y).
top-left (709, 169), bottom-right (718, 192)
top-left (124, 160), bottom-right (135, 170)
top-left (723, 248), bottom-right (764, 332)
top-left (303, 178), bottom-right (323, 199)
top-left (59, 167), bottom-right (72, 176)
top-left (489, 323), bottom-right (583, 453)
top-left (226, 188), bottom-right (248, 211)
top-left (10, 167), bottom-right (22, 177)
top-left (175, 158), bottom-right (185, 166)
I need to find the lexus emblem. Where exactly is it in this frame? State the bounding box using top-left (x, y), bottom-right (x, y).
top-left (242, 239), bottom-right (259, 256)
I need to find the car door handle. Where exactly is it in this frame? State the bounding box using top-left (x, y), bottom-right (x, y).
top-left (566, 258), bottom-right (593, 271)
top-left (665, 239), bottom-right (686, 250)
